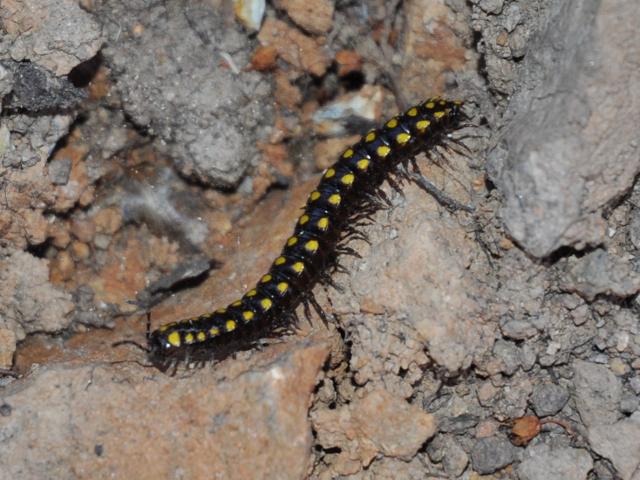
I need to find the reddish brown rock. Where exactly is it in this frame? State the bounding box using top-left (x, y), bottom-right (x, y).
top-left (70, 218), bottom-right (96, 243)
top-left (92, 206), bottom-right (123, 235)
top-left (312, 388), bottom-right (437, 475)
top-left (273, 0), bottom-right (334, 35)
top-left (399, 0), bottom-right (470, 98)
top-left (258, 18), bottom-right (331, 77)
top-left (0, 339), bottom-right (330, 479)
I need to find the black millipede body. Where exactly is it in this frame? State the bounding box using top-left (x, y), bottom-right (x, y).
top-left (144, 97), bottom-right (466, 370)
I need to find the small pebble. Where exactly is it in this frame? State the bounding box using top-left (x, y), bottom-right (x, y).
top-left (470, 436), bottom-right (515, 474)
top-left (530, 383), bottom-right (569, 416)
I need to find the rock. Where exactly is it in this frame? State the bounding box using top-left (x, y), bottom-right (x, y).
top-left (442, 437), bottom-right (469, 477)
top-left (470, 436), bottom-right (516, 474)
top-left (573, 359), bottom-right (622, 427)
top-left (272, 0), bottom-right (334, 35)
top-left (485, 0), bottom-right (640, 257)
top-left (500, 316), bottom-right (538, 340)
top-left (47, 157), bottom-right (72, 185)
top-left (97, 0), bottom-right (272, 187)
top-left (258, 18), bottom-right (331, 77)
top-left (588, 412), bottom-right (640, 480)
top-left (518, 444), bottom-right (593, 480)
top-left (439, 413), bottom-right (479, 434)
top-left (345, 181), bottom-right (491, 376)
top-left (0, 250), bottom-right (74, 341)
top-left (312, 388), bottom-right (436, 475)
top-left (493, 339), bottom-right (521, 375)
top-left (620, 393), bottom-right (639, 414)
top-left (2, 61), bottom-right (86, 112)
top-left (0, 328), bottom-right (17, 369)
top-left (0, 339), bottom-right (329, 479)
top-left (530, 383), bottom-right (570, 416)
top-left (561, 250), bottom-right (640, 301)
top-left (0, 0), bottom-right (104, 75)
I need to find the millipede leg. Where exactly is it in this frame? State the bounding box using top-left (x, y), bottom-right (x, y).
top-left (408, 171), bottom-right (474, 213)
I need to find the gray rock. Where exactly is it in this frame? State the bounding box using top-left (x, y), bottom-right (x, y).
top-left (561, 250), bottom-right (640, 301)
top-left (97, 0), bottom-right (273, 187)
top-left (47, 157), bottom-right (72, 185)
top-left (438, 414), bottom-right (479, 434)
top-left (630, 376), bottom-right (640, 395)
top-left (2, 61), bottom-right (86, 112)
top-left (530, 383), bottom-right (570, 416)
top-left (619, 393), bottom-right (639, 414)
top-left (573, 359), bottom-right (622, 427)
top-left (518, 444), bottom-right (593, 480)
top-left (520, 343), bottom-right (538, 371)
top-left (485, 0), bottom-right (640, 257)
top-left (0, 0), bottom-right (104, 75)
top-left (500, 316), bottom-right (538, 340)
top-left (493, 339), bottom-right (521, 375)
top-left (588, 412), bottom-right (640, 480)
top-left (442, 437), bottom-right (469, 477)
top-left (470, 436), bottom-right (515, 474)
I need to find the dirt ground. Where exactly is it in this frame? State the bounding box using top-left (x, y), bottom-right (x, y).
top-left (1, 0), bottom-right (639, 479)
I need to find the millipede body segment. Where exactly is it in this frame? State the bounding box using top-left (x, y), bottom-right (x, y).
top-left (147, 97), bottom-right (465, 369)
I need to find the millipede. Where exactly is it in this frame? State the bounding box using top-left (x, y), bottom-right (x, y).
top-left (125, 97), bottom-right (468, 371)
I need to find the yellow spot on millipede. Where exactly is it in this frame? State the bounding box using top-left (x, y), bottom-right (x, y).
top-left (341, 173), bottom-right (355, 186)
top-left (305, 239), bottom-right (319, 253)
top-left (184, 333), bottom-right (195, 344)
top-left (396, 133), bottom-right (411, 145)
top-left (416, 120), bottom-right (430, 132)
top-left (342, 148), bottom-right (354, 158)
top-left (209, 326), bottom-right (220, 336)
top-left (197, 331), bottom-right (206, 342)
top-left (275, 256), bottom-right (286, 266)
top-left (292, 261), bottom-right (304, 274)
top-left (425, 101), bottom-right (435, 109)
top-left (376, 146), bottom-right (391, 158)
top-left (324, 168), bottom-right (335, 179)
top-left (365, 131), bottom-right (376, 142)
top-left (407, 107), bottom-right (418, 117)
top-left (247, 289), bottom-right (257, 297)
top-left (299, 214), bottom-right (309, 225)
top-left (434, 111), bottom-right (445, 119)
top-left (356, 159), bottom-right (369, 171)
top-left (310, 191), bottom-right (321, 201)
top-left (277, 282), bottom-right (288, 294)
top-left (317, 217), bottom-right (329, 230)
top-left (328, 193), bottom-right (341, 206)
top-left (216, 307), bottom-right (227, 314)
top-left (386, 118), bottom-right (398, 128)
top-left (287, 236), bottom-right (298, 247)
top-left (167, 331), bottom-right (181, 347)
top-left (226, 320), bottom-right (236, 332)
top-left (232, 300), bottom-right (242, 307)
top-left (260, 298), bottom-right (273, 311)
top-left (261, 274), bottom-right (272, 283)
top-left (242, 311), bottom-right (254, 321)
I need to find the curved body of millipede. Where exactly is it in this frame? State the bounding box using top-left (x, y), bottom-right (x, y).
top-left (146, 97), bottom-right (465, 370)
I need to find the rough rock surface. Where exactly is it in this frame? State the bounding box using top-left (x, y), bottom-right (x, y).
top-left (484, 0), bottom-right (640, 257)
top-left (0, 339), bottom-right (329, 479)
top-left (0, 0), bottom-right (104, 75)
top-left (96, 0), bottom-right (273, 187)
